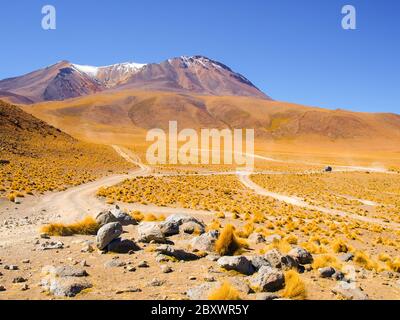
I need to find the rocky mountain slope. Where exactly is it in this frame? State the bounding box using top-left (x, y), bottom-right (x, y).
top-left (0, 56), bottom-right (268, 102)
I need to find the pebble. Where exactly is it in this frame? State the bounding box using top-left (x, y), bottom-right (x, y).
top-left (138, 261), bottom-right (149, 268)
top-left (161, 265), bottom-right (173, 273)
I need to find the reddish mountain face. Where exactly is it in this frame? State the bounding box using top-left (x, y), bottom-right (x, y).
top-left (0, 56), bottom-right (269, 103)
top-left (117, 56), bottom-right (270, 99)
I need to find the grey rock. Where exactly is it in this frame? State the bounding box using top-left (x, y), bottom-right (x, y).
top-left (104, 260), bottom-right (126, 268)
top-left (161, 265), bottom-right (173, 273)
top-left (180, 221), bottom-right (205, 235)
top-left (41, 265), bottom-right (91, 297)
top-left (217, 256), bottom-right (255, 275)
top-left (264, 249), bottom-right (283, 269)
top-left (0, 285), bottom-right (6, 292)
top-left (248, 233), bottom-right (265, 244)
top-left (190, 230), bottom-right (219, 252)
top-left (107, 238), bottom-right (140, 253)
top-left (39, 241), bottom-right (64, 250)
top-left (289, 247), bottom-right (313, 265)
top-left (150, 278), bottom-right (165, 287)
top-left (95, 210), bottom-right (118, 227)
top-left (12, 277), bottom-right (27, 283)
top-left (339, 253), bottom-right (354, 262)
top-left (160, 214), bottom-right (206, 236)
top-left (138, 261), bottom-right (149, 268)
top-left (255, 292), bottom-right (280, 300)
top-left (318, 267), bottom-right (336, 278)
top-left (187, 283), bottom-right (214, 300)
top-left (250, 266), bottom-right (285, 292)
top-left (155, 245), bottom-right (200, 261)
top-left (281, 255), bottom-right (299, 271)
top-left (96, 222), bottom-right (123, 250)
top-left (248, 255), bottom-right (271, 271)
top-left (137, 222), bottom-right (166, 243)
top-left (332, 271), bottom-right (345, 281)
top-left (110, 206), bottom-right (137, 226)
top-left (332, 283), bottom-right (369, 300)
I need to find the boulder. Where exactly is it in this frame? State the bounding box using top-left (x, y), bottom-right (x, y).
top-left (41, 265), bottom-right (91, 297)
top-left (110, 206), bottom-right (137, 226)
top-left (319, 267), bottom-right (336, 278)
top-left (190, 230), bottom-right (219, 252)
top-left (217, 256), bottom-right (255, 275)
top-left (137, 222), bottom-right (166, 243)
top-left (248, 255), bottom-right (271, 271)
top-left (339, 253), bottom-right (354, 262)
top-left (332, 283), bottom-right (369, 300)
top-left (95, 210), bottom-right (118, 227)
top-left (160, 214), bottom-right (205, 236)
top-left (107, 238), bottom-right (140, 253)
top-left (264, 249), bottom-right (283, 268)
top-left (289, 247), bottom-right (313, 265)
top-left (38, 241), bottom-right (64, 251)
top-left (180, 221), bottom-right (205, 234)
top-left (96, 222), bottom-right (123, 250)
top-left (281, 255), bottom-right (299, 271)
top-left (249, 266), bottom-right (285, 292)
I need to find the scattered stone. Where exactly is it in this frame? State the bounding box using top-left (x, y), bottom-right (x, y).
top-left (96, 222), bottom-right (123, 250)
top-left (95, 210), bottom-right (118, 227)
top-left (249, 266), bottom-right (285, 292)
top-left (40, 233), bottom-right (50, 239)
top-left (155, 245), bottom-right (200, 261)
top-left (137, 222), bottom-right (166, 243)
top-left (280, 255), bottom-right (299, 271)
top-left (127, 266), bottom-right (136, 272)
top-left (160, 214), bottom-right (205, 236)
top-left (155, 254), bottom-right (172, 263)
top-left (255, 292), bottom-right (280, 300)
top-left (217, 256), bottom-right (255, 275)
top-left (206, 254), bottom-right (220, 262)
top-left (81, 243), bottom-right (95, 253)
top-left (264, 249), bottom-right (283, 268)
top-left (204, 275), bottom-right (216, 282)
top-left (39, 241), bottom-right (64, 250)
top-left (319, 267), bottom-right (336, 278)
top-left (110, 206), bottom-right (137, 226)
top-left (186, 283), bottom-right (214, 300)
top-left (332, 271), bottom-right (345, 281)
top-left (161, 265), bottom-right (173, 273)
top-left (41, 265), bottom-right (92, 297)
top-left (107, 238), bottom-right (140, 254)
top-left (248, 232), bottom-right (265, 244)
top-left (190, 230), bottom-right (219, 252)
top-left (12, 277), bottom-right (27, 283)
top-left (180, 221), bottom-right (205, 235)
top-left (248, 256), bottom-right (271, 271)
top-left (21, 284), bottom-right (29, 291)
top-left (104, 260), bottom-right (126, 268)
top-left (138, 261), bottom-right (149, 268)
top-left (22, 259), bottom-right (30, 264)
top-left (339, 253), bottom-right (354, 262)
top-left (115, 287), bottom-right (142, 294)
top-left (332, 283), bottom-right (369, 300)
top-left (0, 285), bottom-right (6, 292)
top-left (189, 276), bottom-right (197, 280)
top-left (4, 265), bottom-right (18, 270)
top-left (289, 247), bottom-right (313, 265)
top-left (150, 278), bottom-right (165, 287)
top-left (80, 260), bottom-right (89, 267)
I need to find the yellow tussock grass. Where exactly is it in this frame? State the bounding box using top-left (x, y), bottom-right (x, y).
top-left (282, 270), bottom-right (307, 300)
top-left (208, 282), bottom-right (242, 300)
top-left (214, 224), bottom-right (248, 256)
top-left (312, 254), bottom-right (341, 270)
top-left (41, 216), bottom-right (99, 236)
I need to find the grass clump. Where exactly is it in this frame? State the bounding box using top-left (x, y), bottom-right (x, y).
top-left (331, 238), bottom-right (352, 253)
top-left (312, 254), bottom-right (341, 269)
top-left (41, 216), bottom-right (99, 236)
top-left (214, 224), bottom-right (248, 256)
top-left (208, 282), bottom-right (242, 300)
top-left (282, 270), bottom-right (307, 300)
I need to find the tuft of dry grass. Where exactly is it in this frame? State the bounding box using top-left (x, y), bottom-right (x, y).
top-left (214, 224), bottom-right (248, 256)
top-left (41, 216), bottom-right (99, 236)
top-left (282, 270), bottom-right (307, 300)
top-left (312, 254), bottom-right (341, 270)
top-left (208, 282), bottom-right (242, 300)
top-left (331, 238), bottom-right (352, 253)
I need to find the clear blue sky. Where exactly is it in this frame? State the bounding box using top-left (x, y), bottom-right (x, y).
top-left (0, 0), bottom-right (399, 114)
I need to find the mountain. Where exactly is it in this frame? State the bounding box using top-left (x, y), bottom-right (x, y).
top-left (0, 56), bottom-right (268, 103)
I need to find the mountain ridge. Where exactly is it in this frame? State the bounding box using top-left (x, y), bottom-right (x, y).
top-left (0, 56), bottom-right (269, 103)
